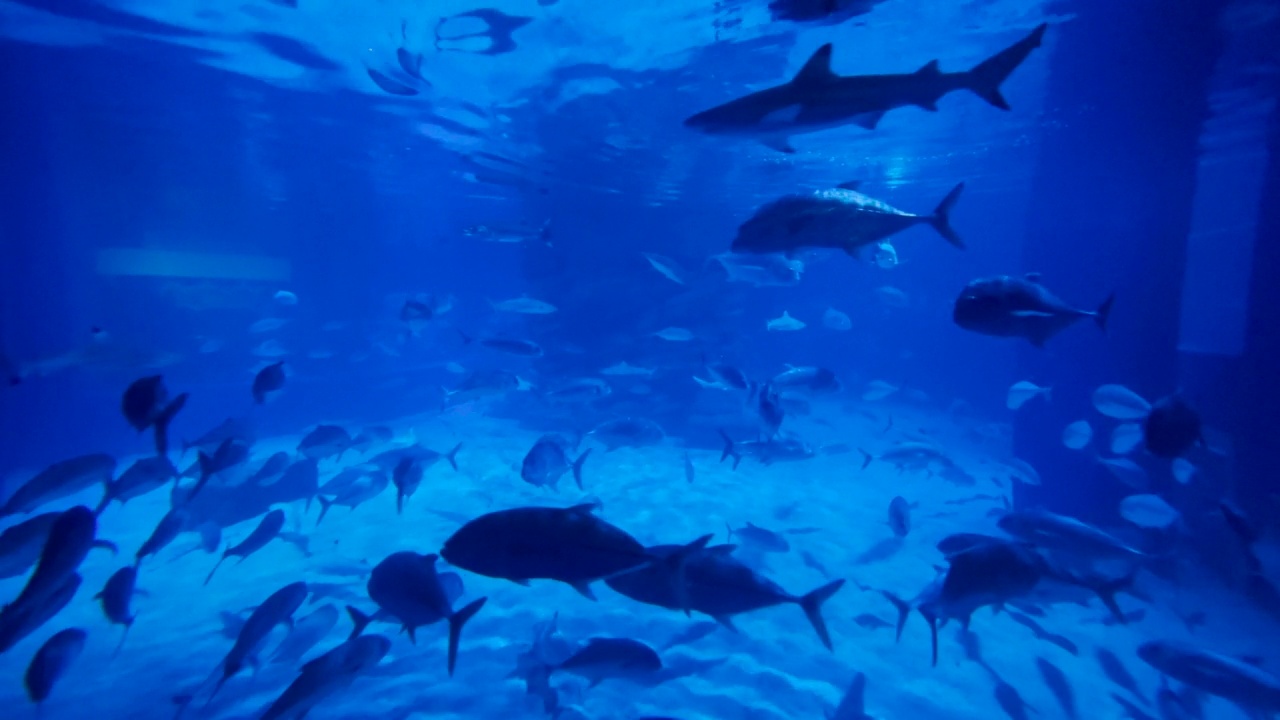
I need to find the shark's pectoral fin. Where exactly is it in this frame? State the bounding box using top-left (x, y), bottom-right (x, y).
top-left (916, 60), bottom-right (941, 76)
top-left (761, 104), bottom-right (804, 126)
top-left (916, 100), bottom-right (939, 112)
top-left (762, 136), bottom-right (796, 154)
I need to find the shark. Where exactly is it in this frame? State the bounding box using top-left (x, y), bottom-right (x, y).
top-left (684, 23), bottom-right (1047, 152)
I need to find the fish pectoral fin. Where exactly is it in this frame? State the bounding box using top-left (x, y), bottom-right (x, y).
top-left (712, 615), bottom-right (738, 632)
top-left (852, 112), bottom-right (886, 130)
top-left (569, 581), bottom-right (598, 600)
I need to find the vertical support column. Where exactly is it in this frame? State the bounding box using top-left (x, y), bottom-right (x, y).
top-left (1012, 0), bottom-right (1227, 520)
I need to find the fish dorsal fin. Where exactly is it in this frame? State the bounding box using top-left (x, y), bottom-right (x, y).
top-left (1025, 272), bottom-right (1042, 283)
top-left (566, 502), bottom-right (597, 514)
top-left (793, 44), bottom-right (835, 86)
top-left (916, 59), bottom-right (941, 76)
top-left (837, 180), bottom-right (862, 191)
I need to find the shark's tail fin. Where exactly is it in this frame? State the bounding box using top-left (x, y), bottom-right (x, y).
top-left (929, 183), bottom-right (966, 249)
top-left (880, 590), bottom-right (911, 641)
top-left (798, 579), bottom-right (845, 651)
top-left (966, 23), bottom-right (1047, 110)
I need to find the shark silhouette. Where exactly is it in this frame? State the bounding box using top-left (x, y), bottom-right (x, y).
top-left (684, 23), bottom-right (1047, 152)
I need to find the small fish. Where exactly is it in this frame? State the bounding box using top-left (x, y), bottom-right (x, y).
top-left (766, 311), bottom-right (805, 331)
top-left (205, 509), bottom-right (287, 584)
top-left (392, 457), bottom-right (424, 515)
top-left (600, 361), bottom-right (655, 377)
top-left (24, 628), bottom-right (87, 705)
top-left (1118, 494), bottom-right (1180, 530)
top-left (1110, 423), bottom-right (1143, 455)
top-left (726, 521), bottom-right (790, 553)
top-left (853, 613), bottom-right (892, 630)
top-left (1007, 381), bottom-right (1051, 410)
top-left (253, 339), bottom-right (288, 358)
top-left (683, 452), bottom-right (695, 484)
top-left (654, 327), bottom-right (695, 342)
top-left (137, 508), bottom-right (188, 564)
top-left (873, 241), bottom-right (899, 269)
top-left (876, 286), bottom-right (910, 308)
top-left (490, 296), bottom-right (557, 314)
top-left (823, 307), bottom-right (852, 331)
top-left (887, 496), bottom-right (911, 537)
top-left (861, 380), bottom-right (899, 401)
top-left (459, 332), bottom-right (543, 357)
top-left (1062, 420), bottom-right (1092, 450)
top-left (709, 252), bottom-right (803, 287)
top-left (992, 679), bottom-right (1036, 720)
top-left (1092, 384), bottom-right (1152, 420)
top-left (273, 290), bottom-right (298, 306)
top-left (253, 361), bottom-right (287, 404)
top-left (642, 252), bottom-right (688, 285)
top-left (660, 621), bottom-right (718, 650)
top-left (250, 317), bottom-right (290, 333)
top-left (1096, 647), bottom-right (1144, 699)
top-left (1171, 458), bottom-right (1197, 485)
top-left (214, 582), bottom-right (309, 695)
top-left (96, 566), bottom-right (138, 652)
top-left (1098, 456), bottom-right (1149, 490)
top-left (1036, 657), bottom-right (1078, 720)
top-left (953, 274), bottom-right (1113, 347)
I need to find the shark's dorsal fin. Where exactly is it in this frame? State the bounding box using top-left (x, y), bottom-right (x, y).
top-left (793, 44), bottom-right (835, 86)
top-left (916, 59), bottom-right (941, 76)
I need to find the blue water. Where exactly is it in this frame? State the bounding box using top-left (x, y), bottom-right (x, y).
top-left (1, 1), bottom-right (1278, 719)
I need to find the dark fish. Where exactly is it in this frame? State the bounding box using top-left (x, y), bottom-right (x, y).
top-left (0, 573), bottom-right (81, 653)
top-left (830, 670), bottom-right (874, 719)
top-left (587, 418), bottom-right (665, 450)
top-left (97, 456), bottom-right (177, 512)
top-left (800, 550), bottom-right (831, 577)
top-left (366, 67), bottom-right (417, 95)
top-left (1114, 693), bottom-right (1158, 720)
top-left (177, 459), bottom-right (317, 531)
top-left (182, 416), bottom-right (255, 456)
top-left (259, 633), bottom-right (391, 720)
top-left (606, 544), bottom-right (845, 649)
top-left (660, 621), bottom-right (719, 650)
top-left (732, 184), bottom-right (965, 256)
top-left (247, 452), bottom-right (291, 487)
top-left (363, 552), bottom-right (486, 675)
top-left (935, 532), bottom-right (1006, 557)
top-left (190, 438), bottom-right (251, 499)
top-left (24, 628), bottom-right (87, 704)
top-left (0, 454), bottom-right (116, 517)
top-left (521, 434), bottom-right (590, 491)
top-left (1005, 610), bottom-right (1078, 655)
top-left (683, 452), bottom-right (695, 484)
top-left (853, 613), bottom-right (892, 630)
top-left (754, 383), bottom-right (785, 438)
top-left (1037, 657), bottom-right (1078, 719)
top-left (366, 442), bottom-right (461, 475)
top-left (953, 274), bottom-right (1114, 347)
top-left (136, 508), bottom-right (189, 564)
top-left (770, 366), bottom-right (840, 394)
top-left (718, 431), bottom-right (815, 469)
top-left (553, 637), bottom-right (662, 687)
top-left (726, 522), bottom-right (790, 553)
top-left (252, 361), bottom-right (286, 404)
top-left (0, 513), bottom-right (60, 579)
top-left (1137, 640), bottom-right (1280, 714)
top-left (316, 470), bottom-right (390, 524)
top-left (215, 582), bottom-right (308, 695)
top-left (1143, 394), bottom-right (1202, 459)
top-left (96, 566), bottom-right (138, 652)
top-left (1097, 647), bottom-right (1144, 700)
top-left (205, 509), bottom-right (286, 584)
top-left (120, 375), bottom-right (188, 457)
top-left (434, 8), bottom-right (532, 56)
top-left (392, 457), bottom-right (424, 515)
top-left (11, 506), bottom-right (97, 609)
top-left (297, 425), bottom-right (353, 461)
top-left (269, 604), bottom-right (341, 666)
top-left (396, 47), bottom-right (426, 81)
top-left (460, 332), bottom-right (543, 357)
top-left (350, 426), bottom-right (394, 453)
top-left (993, 678), bottom-right (1036, 720)
top-left (441, 503), bottom-right (710, 601)
top-left (888, 496), bottom-right (910, 537)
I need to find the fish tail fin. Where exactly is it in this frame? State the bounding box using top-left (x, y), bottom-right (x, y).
top-left (153, 392), bottom-right (189, 459)
top-left (316, 495), bottom-right (335, 526)
top-left (717, 429), bottom-right (741, 469)
top-left (396, 489), bottom-right (405, 515)
top-left (799, 579), bottom-right (845, 651)
top-left (1095, 293), bottom-right (1115, 332)
top-left (113, 620), bottom-right (132, 658)
top-left (859, 449), bottom-right (873, 470)
top-left (929, 182), bottom-right (966, 249)
top-left (571, 449), bottom-right (591, 490)
top-left (881, 590), bottom-right (911, 641)
top-left (1095, 571), bottom-right (1137, 623)
top-left (190, 451), bottom-right (214, 500)
top-left (446, 597), bottom-right (487, 676)
top-left (346, 605), bottom-right (374, 640)
top-left (203, 554), bottom-right (227, 586)
top-left (663, 534), bottom-right (714, 616)
top-left (921, 608), bottom-right (940, 666)
top-left (445, 442), bottom-right (462, 472)
top-left (966, 23), bottom-right (1047, 110)
top-left (93, 491), bottom-right (113, 517)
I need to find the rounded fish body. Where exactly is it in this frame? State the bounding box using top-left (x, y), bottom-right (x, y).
top-left (734, 189), bottom-right (925, 256)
